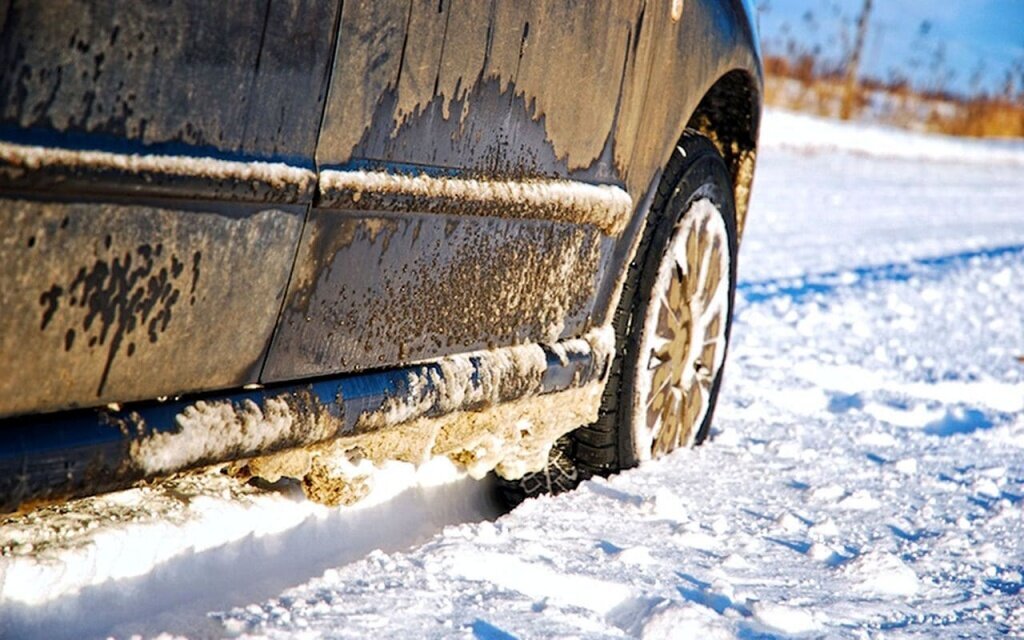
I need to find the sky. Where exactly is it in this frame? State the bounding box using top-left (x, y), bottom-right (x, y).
top-left (755, 0), bottom-right (1024, 96)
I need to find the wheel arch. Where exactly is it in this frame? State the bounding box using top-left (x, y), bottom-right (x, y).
top-left (684, 68), bottom-right (761, 240)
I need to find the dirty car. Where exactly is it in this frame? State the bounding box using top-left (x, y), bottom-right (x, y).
top-left (0, 0), bottom-right (762, 512)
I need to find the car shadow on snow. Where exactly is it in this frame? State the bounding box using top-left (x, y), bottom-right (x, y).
top-left (0, 476), bottom-right (507, 640)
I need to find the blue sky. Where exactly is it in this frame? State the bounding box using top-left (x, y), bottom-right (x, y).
top-left (756, 0), bottom-right (1024, 95)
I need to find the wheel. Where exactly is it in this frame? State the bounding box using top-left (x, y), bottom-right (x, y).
top-left (495, 435), bottom-right (580, 505)
top-left (573, 130), bottom-right (738, 473)
top-left (496, 130), bottom-right (738, 504)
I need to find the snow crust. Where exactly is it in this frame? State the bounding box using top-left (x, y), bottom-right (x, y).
top-left (0, 141), bottom-right (315, 191)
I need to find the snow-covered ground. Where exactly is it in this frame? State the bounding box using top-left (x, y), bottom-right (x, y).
top-left (2, 109), bottom-right (1023, 638)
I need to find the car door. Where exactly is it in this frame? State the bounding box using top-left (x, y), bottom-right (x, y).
top-left (262, 0), bottom-right (647, 381)
top-left (0, 0), bottom-right (341, 415)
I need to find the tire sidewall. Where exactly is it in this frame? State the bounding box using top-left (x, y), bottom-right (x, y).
top-left (618, 138), bottom-right (739, 468)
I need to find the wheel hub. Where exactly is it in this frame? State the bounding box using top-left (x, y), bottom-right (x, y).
top-left (634, 198), bottom-right (731, 459)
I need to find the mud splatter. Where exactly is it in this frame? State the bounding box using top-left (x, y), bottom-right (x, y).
top-left (38, 285), bottom-right (63, 329)
top-left (40, 244), bottom-right (202, 396)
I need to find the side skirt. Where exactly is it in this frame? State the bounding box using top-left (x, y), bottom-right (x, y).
top-left (0, 330), bottom-right (613, 514)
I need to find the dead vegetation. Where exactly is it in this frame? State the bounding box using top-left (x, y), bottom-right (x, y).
top-left (765, 60), bottom-right (1024, 139)
top-left (758, 0), bottom-right (1024, 139)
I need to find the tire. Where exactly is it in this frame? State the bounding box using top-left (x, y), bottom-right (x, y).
top-left (573, 130), bottom-right (738, 474)
top-left (498, 130), bottom-right (738, 504)
top-left (496, 435), bottom-right (580, 505)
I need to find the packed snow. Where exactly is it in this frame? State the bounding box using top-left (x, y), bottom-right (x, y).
top-left (2, 109), bottom-right (1023, 638)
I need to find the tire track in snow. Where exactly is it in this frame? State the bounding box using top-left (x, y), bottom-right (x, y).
top-left (737, 243), bottom-right (1024, 306)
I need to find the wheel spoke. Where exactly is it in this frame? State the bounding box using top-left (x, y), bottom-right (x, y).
top-left (657, 287), bottom-right (684, 331)
top-left (634, 198), bottom-right (731, 461)
top-left (701, 244), bottom-right (723, 308)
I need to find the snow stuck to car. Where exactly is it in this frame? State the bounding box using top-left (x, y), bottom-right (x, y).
top-left (319, 169), bottom-right (634, 236)
top-left (0, 140), bottom-right (317, 191)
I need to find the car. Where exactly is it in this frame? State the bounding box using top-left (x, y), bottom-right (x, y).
top-left (0, 0), bottom-right (762, 512)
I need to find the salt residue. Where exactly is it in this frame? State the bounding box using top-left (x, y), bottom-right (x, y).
top-left (319, 169), bottom-right (633, 236)
top-left (356, 341), bottom-right (550, 433)
top-left (0, 141), bottom-right (316, 192)
top-left (243, 382), bottom-right (603, 506)
top-left (127, 326), bottom-right (614, 500)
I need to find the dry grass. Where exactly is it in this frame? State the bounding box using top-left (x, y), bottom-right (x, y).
top-left (764, 56), bottom-right (1024, 139)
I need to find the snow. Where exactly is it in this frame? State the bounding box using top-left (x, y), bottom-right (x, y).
top-left (0, 141), bottom-right (316, 191)
top-left (760, 108), bottom-right (1024, 167)
top-left (319, 169), bottom-right (634, 236)
top-left (131, 397), bottom-right (309, 475)
top-left (0, 465), bottom-right (505, 638)
top-left (844, 551), bottom-right (921, 597)
top-left (3, 111), bottom-right (1024, 638)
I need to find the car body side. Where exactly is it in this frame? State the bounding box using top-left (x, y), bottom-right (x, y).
top-left (0, 0), bottom-right (760, 508)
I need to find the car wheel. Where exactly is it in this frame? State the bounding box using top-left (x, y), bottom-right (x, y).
top-left (498, 130), bottom-right (738, 502)
top-left (575, 129), bottom-right (738, 473)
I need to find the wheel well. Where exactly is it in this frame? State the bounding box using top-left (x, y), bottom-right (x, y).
top-left (685, 69), bottom-right (761, 239)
